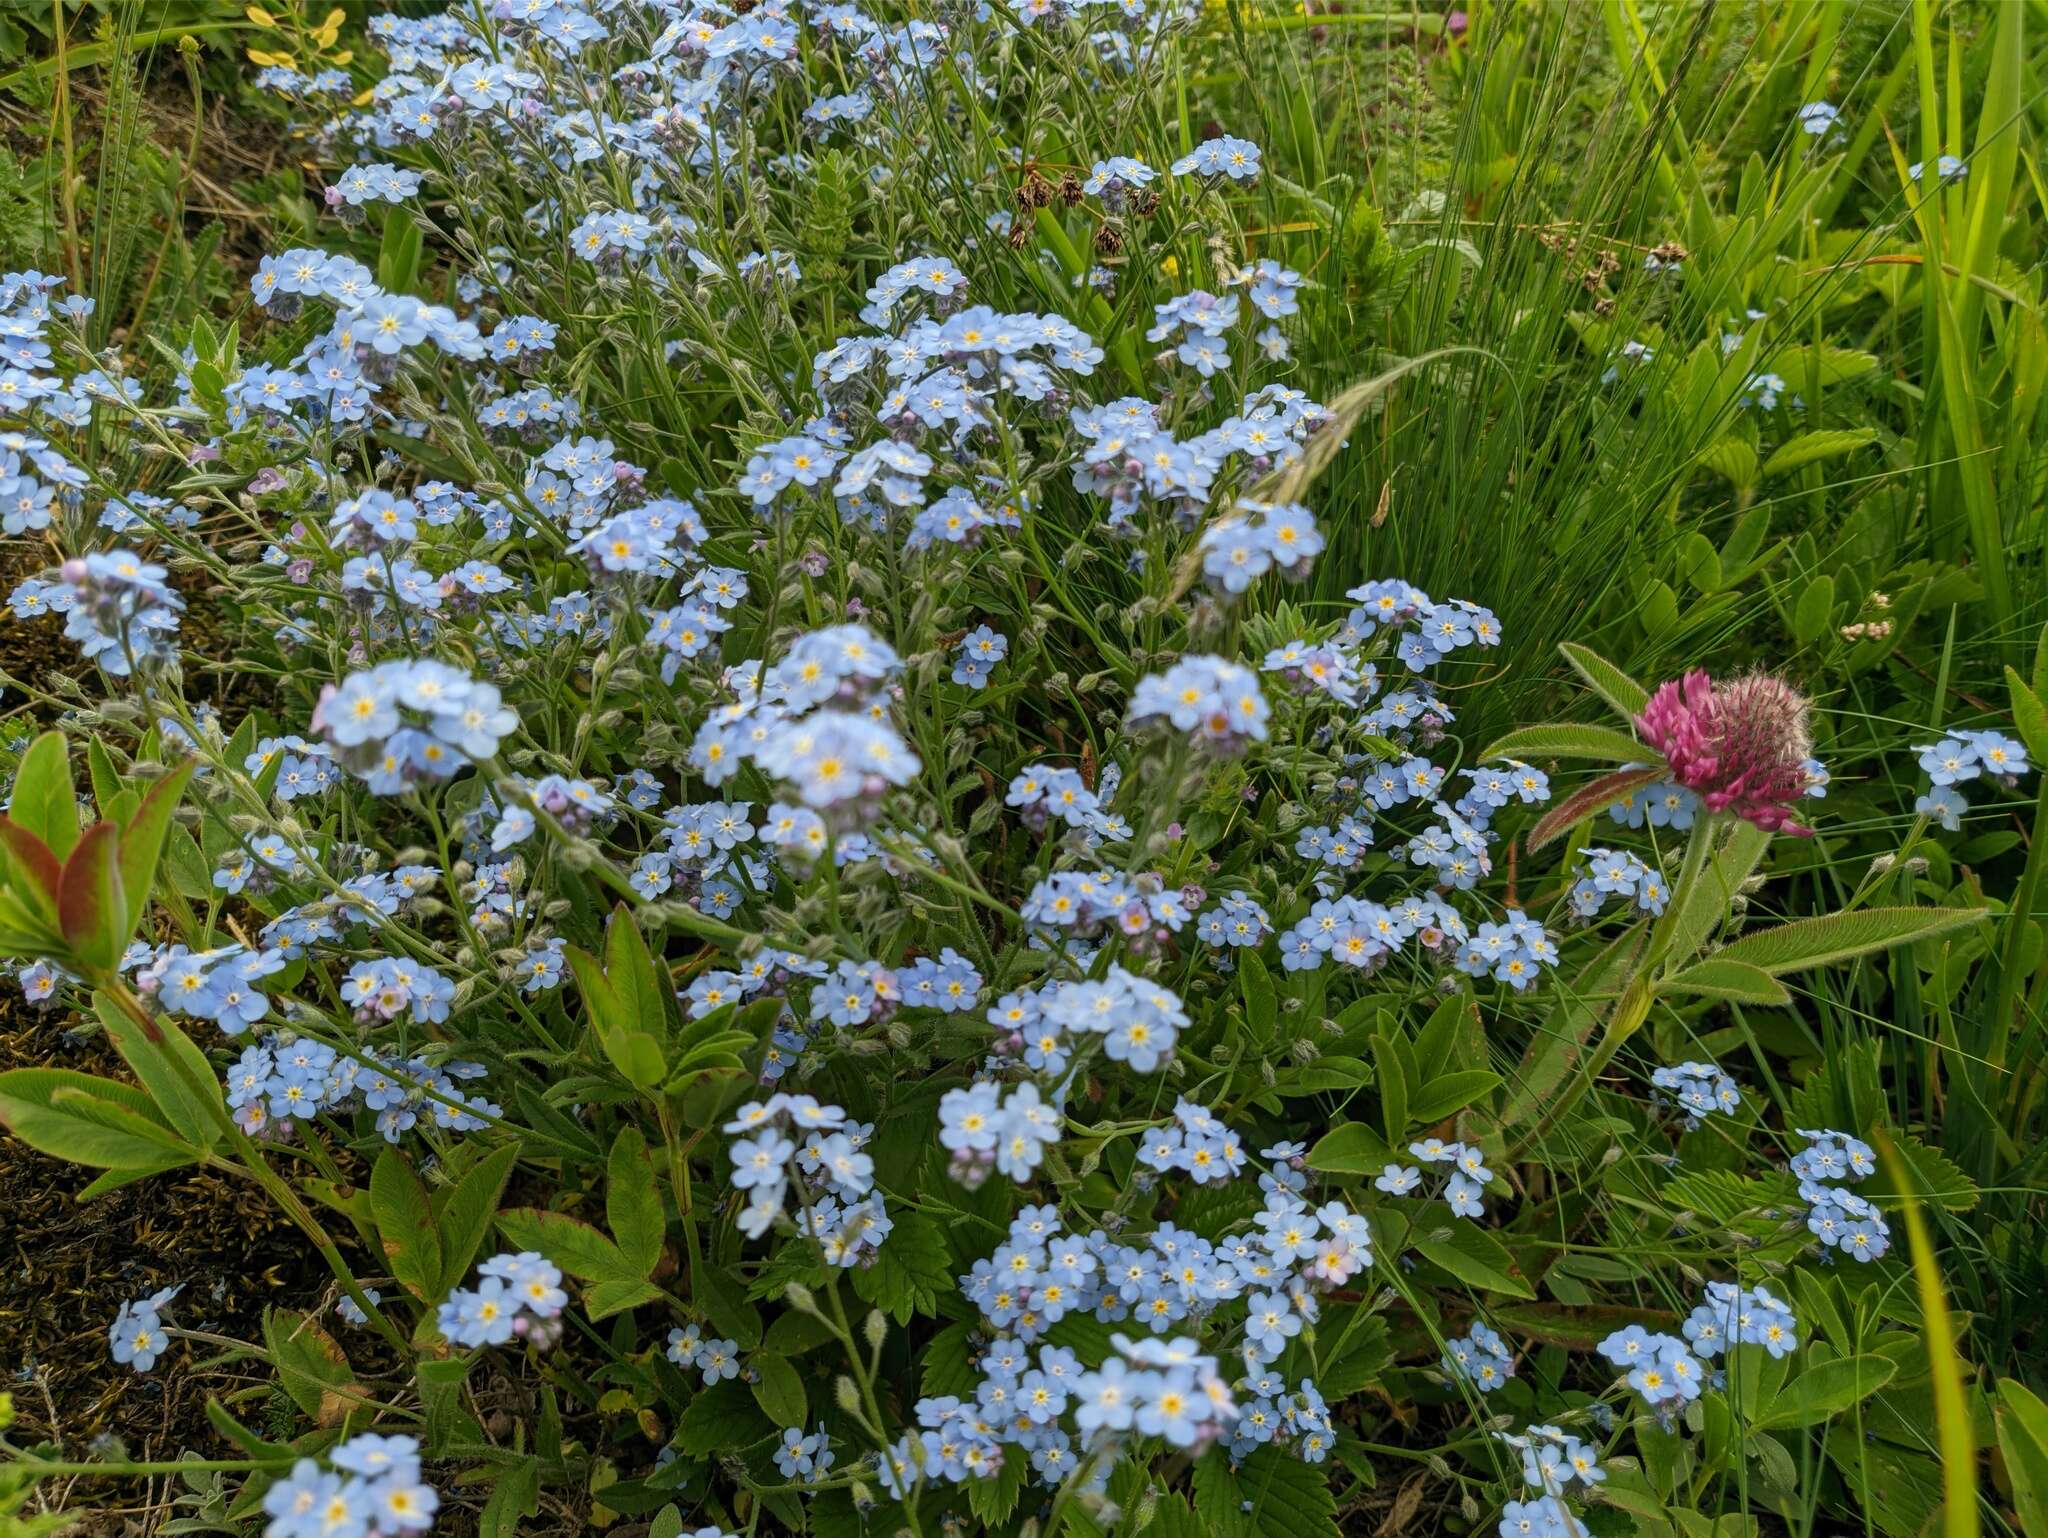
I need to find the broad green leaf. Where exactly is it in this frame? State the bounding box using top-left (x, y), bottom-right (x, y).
top-left (587, 1278), bottom-right (663, 1320)
top-left (1238, 950), bottom-right (1277, 1044)
top-left (1659, 959), bottom-right (1792, 1006)
top-left (1790, 576), bottom-right (1836, 645)
top-left (85, 737), bottom-right (122, 816)
top-left (92, 990), bottom-right (224, 1150)
top-left (695, 1257), bottom-right (764, 1349)
top-left (0, 1068), bottom-right (193, 1169)
top-left (750, 1349), bottom-right (806, 1428)
top-left (1191, 1444), bottom-right (1339, 1538)
top-left (1995, 1379), bottom-right (2048, 1538)
top-left (568, 940), bottom-right (664, 1090)
top-left (677, 1379), bottom-right (770, 1456)
top-left (372, 1147), bottom-right (443, 1302)
top-left (1880, 1132), bottom-right (1980, 1213)
top-left (2007, 667), bottom-right (2048, 765)
top-left (1755, 1354), bottom-right (1897, 1429)
top-left (497, 1207), bottom-right (636, 1282)
top-left (605, 903), bottom-right (668, 1041)
top-left (479, 1465), bottom-right (540, 1538)
top-left (1410, 1222), bottom-right (1535, 1299)
top-left (966, 1446), bottom-right (1027, 1527)
top-left (1762, 428), bottom-right (1880, 479)
top-left (607, 1125), bottom-right (665, 1276)
top-left (57, 821), bottom-right (126, 970)
top-left (1476, 723), bottom-right (1648, 765)
top-left (850, 1206), bottom-right (950, 1323)
top-left (264, 1309), bottom-right (363, 1428)
top-left (1714, 907), bottom-right (1985, 975)
top-left (1305, 1120), bottom-right (1393, 1174)
top-left (1558, 641), bottom-right (1650, 719)
top-left (1372, 1035), bottom-right (1407, 1141)
top-left (1407, 1069), bottom-right (1502, 1122)
top-left (115, 761), bottom-right (196, 944)
top-left (436, 1144), bottom-right (520, 1300)
top-left (565, 943), bottom-right (623, 1030)
top-left (11, 731), bottom-right (79, 859)
top-left (1274, 1056), bottom-right (1373, 1096)
top-left (1697, 436), bottom-right (1758, 489)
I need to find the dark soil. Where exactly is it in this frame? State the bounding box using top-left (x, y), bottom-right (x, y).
top-left (0, 988), bottom-right (332, 1464)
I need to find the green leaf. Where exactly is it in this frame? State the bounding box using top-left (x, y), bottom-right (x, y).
top-left (1409, 1222), bottom-right (1536, 1299)
top-left (497, 1208), bottom-right (636, 1282)
top-left (0, 1067), bottom-right (194, 1170)
top-left (115, 761), bottom-right (196, 944)
top-left (1558, 641), bottom-right (1650, 719)
top-left (1305, 1121), bottom-right (1392, 1174)
top-left (967, 1446), bottom-right (1028, 1526)
top-left (607, 1126), bottom-right (664, 1276)
top-left (264, 1310), bottom-right (363, 1428)
top-left (1761, 428), bottom-right (1880, 479)
top-left (1274, 1056), bottom-right (1374, 1095)
top-left (695, 1259), bottom-right (764, 1349)
top-left (750, 1349), bottom-right (806, 1428)
top-left (1995, 1379), bottom-right (2048, 1538)
top-left (1238, 950), bottom-right (1277, 1044)
top-left (570, 938), bottom-right (665, 1091)
top-left (1698, 436), bottom-right (1759, 489)
top-left (92, 991), bottom-right (223, 1151)
top-left (1755, 1354), bottom-right (1897, 1428)
top-left (1371, 1035), bottom-right (1407, 1140)
top-left (57, 821), bottom-right (125, 970)
top-left (11, 731), bottom-right (79, 859)
top-left (1476, 722), bottom-right (1648, 765)
top-left (436, 1144), bottom-right (520, 1300)
top-left (1191, 1446), bottom-right (1339, 1538)
top-left (587, 1278), bottom-right (663, 1319)
top-left (478, 1462), bottom-right (540, 1538)
top-left (1714, 907), bottom-right (1986, 975)
top-left (85, 738), bottom-right (123, 818)
top-left (1407, 1069), bottom-right (1502, 1123)
top-left (850, 1206), bottom-right (950, 1323)
top-left (677, 1379), bottom-right (770, 1456)
top-left (1317, 1313), bottom-right (1392, 1397)
top-left (605, 903), bottom-right (668, 1041)
top-left (2007, 667), bottom-right (2048, 765)
top-left (1659, 959), bottom-right (1793, 1006)
top-left (1791, 576), bottom-right (1836, 645)
top-left (372, 1147), bottom-right (443, 1303)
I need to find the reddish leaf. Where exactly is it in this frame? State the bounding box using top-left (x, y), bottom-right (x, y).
top-left (0, 815), bottom-right (61, 908)
top-left (1526, 766), bottom-right (1667, 852)
top-left (57, 822), bottom-right (126, 971)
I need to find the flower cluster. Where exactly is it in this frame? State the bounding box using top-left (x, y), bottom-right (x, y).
top-left (311, 660), bottom-right (518, 792)
top-left (1792, 1128), bottom-right (1891, 1261)
top-left (1649, 1060), bottom-right (1742, 1127)
top-left (1442, 1322), bottom-right (1514, 1393)
top-left (1913, 727), bottom-right (2033, 831)
top-left (262, 1434), bottom-right (440, 1538)
top-left (1491, 1423), bottom-right (1607, 1538)
top-left (725, 1092), bottom-right (883, 1250)
top-left (437, 1252), bottom-right (568, 1348)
